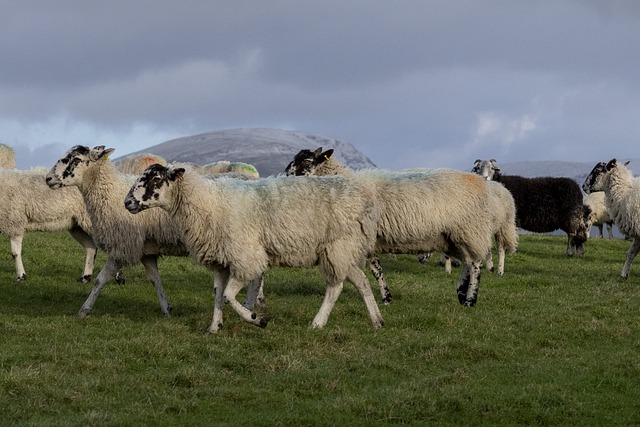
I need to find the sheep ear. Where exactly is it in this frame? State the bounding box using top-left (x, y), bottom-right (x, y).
top-left (90, 146), bottom-right (115, 161)
top-left (624, 160), bottom-right (631, 166)
top-left (170, 168), bottom-right (185, 182)
top-left (605, 158), bottom-right (617, 171)
top-left (319, 149), bottom-right (334, 163)
top-left (313, 147), bottom-right (323, 156)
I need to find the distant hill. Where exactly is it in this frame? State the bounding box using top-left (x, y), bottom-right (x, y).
top-left (119, 128), bottom-right (376, 177)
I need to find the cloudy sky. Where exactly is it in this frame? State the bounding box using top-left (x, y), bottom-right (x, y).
top-left (2, 1), bottom-right (640, 170)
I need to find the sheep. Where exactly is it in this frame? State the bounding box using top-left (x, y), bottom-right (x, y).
top-left (583, 159), bottom-right (640, 278)
top-left (583, 192), bottom-right (614, 238)
top-left (115, 153), bottom-right (167, 175)
top-left (45, 145), bottom-right (190, 318)
top-left (0, 168), bottom-right (98, 282)
top-left (472, 159), bottom-right (589, 256)
top-left (287, 148), bottom-right (518, 276)
top-left (285, 148), bottom-right (501, 307)
top-left (0, 143), bottom-right (16, 169)
top-left (124, 163), bottom-right (384, 332)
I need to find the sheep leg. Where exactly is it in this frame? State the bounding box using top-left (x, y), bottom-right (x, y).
top-left (620, 237), bottom-right (640, 279)
top-left (78, 258), bottom-right (121, 317)
top-left (140, 255), bottom-right (172, 317)
top-left (346, 266), bottom-right (384, 328)
top-left (223, 276), bottom-right (268, 328)
top-left (10, 234), bottom-right (26, 282)
top-left (242, 275), bottom-right (265, 309)
top-left (310, 281), bottom-right (344, 329)
top-left (457, 262), bottom-right (482, 307)
top-left (606, 222), bottom-right (613, 239)
top-left (367, 256), bottom-right (392, 304)
top-left (496, 244), bottom-right (506, 276)
top-left (565, 233), bottom-right (575, 256)
top-left (207, 266), bottom-right (229, 334)
top-left (68, 226), bottom-right (97, 283)
top-left (485, 248), bottom-right (494, 273)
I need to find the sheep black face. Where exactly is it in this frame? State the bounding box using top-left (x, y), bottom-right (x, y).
top-left (46, 145), bottom-right (115, 189)
top-left (284, 147), bottom-right (334, 176)
top-left (582, 161), bottom-right (608, 194)
top-left (471, 159), bottom-right (499, 181)
top-left (125, 164), bottom-right (185, 214)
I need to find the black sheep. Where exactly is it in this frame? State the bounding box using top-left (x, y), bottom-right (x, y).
top-left (473, 159), bottom-right (589, 256)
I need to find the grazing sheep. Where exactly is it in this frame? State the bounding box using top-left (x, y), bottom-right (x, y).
top-left (45, 145), bottom-right (191, 318)
top-left (285, 148), bottom-right (499, 307)
top-left (115, 153), bottom-right (167, 175)
top-left (0, 168), bottom-right (98, 282)
top-left (583, 159), bottom-right (640, 278)
top-left (0, 143), bottom-right (16, 169)
top-left (472, 159), bottom-right (589, 256)
top-left (124, 164), bottom-right (383, 332)
top-left (583, 192), bottom-right (614, 238)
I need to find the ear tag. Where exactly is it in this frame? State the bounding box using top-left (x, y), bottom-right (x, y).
top-left (324, 155), bottom-right (330, 161)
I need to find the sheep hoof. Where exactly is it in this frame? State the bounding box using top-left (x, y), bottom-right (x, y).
top-left (206, 325), bottom-right (222, 334)
top-left (457, 292), bottom-right (467, 305)
top-left (78, 274), bottom-right (92, 284)
top-left (464, 299), bottom-right (477, 308)
top-left (382, 292), bottom-right (393, 305)
top-left (258, 317), bottom-right (269, 328)
top-left (77, 309), bottom-right (91, 318)
top-left (16, 274), bottom-right (27, 282)
top-left (115, 272), bottom-right (125, 285)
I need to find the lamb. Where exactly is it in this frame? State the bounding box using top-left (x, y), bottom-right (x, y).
top-left (583, 159), bottom-right (640, 278)
top-left (115, 153), bottom-right (167, 175)
top-left (0, 143), bottom-right (16, 169)
top-left (124, 163), bottom-right (383, 332)
top-left (472, 159), bottom-right (589, 256)
top-left (45, 145), bottom-right (191, 318)
top-left (583, 192), bottom-right (614, 238)
top-left (0, 168), bottom-right (98, 282)
top-left (285, 148), bottom-right (502, 307)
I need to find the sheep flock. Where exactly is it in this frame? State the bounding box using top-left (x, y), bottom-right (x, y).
top-left (1, 142), bottom-right (636, 334)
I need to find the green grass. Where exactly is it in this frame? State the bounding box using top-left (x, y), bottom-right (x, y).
top-left (1, 232), bottom-right (639, 426)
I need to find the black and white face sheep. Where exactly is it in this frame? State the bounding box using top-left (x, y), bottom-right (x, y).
top-left (583, 159), bottom-right (640, 279)
top-left (0, 167), bottom-right (98, 282)
top-left (286, 148), bottom-right (502, 307)
top-left (45, 145), bottom-right (191, 318)
top-left (125, 164), bottom-right (384, 332)
top-left (472, 159), bottom-right (589, 257)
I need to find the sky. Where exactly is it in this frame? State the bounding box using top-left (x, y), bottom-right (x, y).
top-left (2, 0), bottom-right (640, 170)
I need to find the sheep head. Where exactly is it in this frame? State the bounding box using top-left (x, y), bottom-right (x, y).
top-left (125, 163), bottom-right (184, 214)
top-left (471, 159), bottom-right (499, 180)
top-left (46, 145), bottom-right (115, 189)
top-left (284, 147), bottom-right (334, 176)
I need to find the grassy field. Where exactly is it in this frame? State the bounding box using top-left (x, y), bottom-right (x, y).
top-left (0, 231), bottom-right (639, 426)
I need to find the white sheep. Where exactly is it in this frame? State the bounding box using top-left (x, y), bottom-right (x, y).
top-left (285, 148), bottom-right (502, 307)
top-left (0, 143), bottom-right (16, 169)
top-left (124, 163), bottom-right (384, 332)
top-left (46, 146), bottom-right (263, 318)
top-left (583, 159), bottom-right (640, 278)
top-left (583, 192), bottom-right (614, 238)
top-left (45, 146), bottom-right (190, 317)
top-left (115, 153), bottom-right (167, 175)
top-left (0, 168), bottom-right (98, 282)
